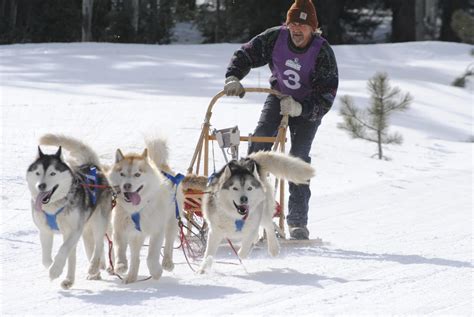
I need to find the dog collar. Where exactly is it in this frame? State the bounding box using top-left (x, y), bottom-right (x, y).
top-left (43, 206), bottom-right (66, 231)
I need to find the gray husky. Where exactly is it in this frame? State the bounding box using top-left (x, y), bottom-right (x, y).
top-left (26, 134), bottom-right (113, 289)
top-left (182, 151), bottom-right (315, 274)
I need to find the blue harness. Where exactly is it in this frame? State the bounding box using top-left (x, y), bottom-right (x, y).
top-left (130, 172), bottom-right (184, 232)
top-left (161, 171), bottom-right (185, 220)
top-left (84, 166), bottom-right (98, 205)
top-left (131, 209), bottom-right (143, 232)
top-left (44, 206), bottom-right (66, 231)
top-left (235, 219), bottom-right (245, 232)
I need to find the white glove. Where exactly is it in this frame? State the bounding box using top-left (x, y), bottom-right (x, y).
top-left (224, 76), bottom-right (245, 98)
top-left (280, 96), bottom-right (302, 117)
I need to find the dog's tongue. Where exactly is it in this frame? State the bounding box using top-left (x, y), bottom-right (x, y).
top-left (34, 192), bottom-right (50, 211)
top-left (128, 192), bottom-right (141, 206)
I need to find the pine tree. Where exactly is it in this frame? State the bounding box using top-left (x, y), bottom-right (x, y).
top-left (338, 72), bottom-right (413, 160)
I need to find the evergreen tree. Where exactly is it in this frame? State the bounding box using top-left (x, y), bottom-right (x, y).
top-left (92, 0), bottom-right (112, 41)
top-left (439, 0), bottom-right (470, 42)
top-left (338, 72), bottom-right (412, 160)
top-left (450, 9), bottom-right (474, 44)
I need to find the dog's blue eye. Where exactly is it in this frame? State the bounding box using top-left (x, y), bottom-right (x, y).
top-left (50, 172), bottom-right (56, 176)
top-left (134, 173), bottom-right (141, 177)
top-left (120, 172), bottom-right (125, 177)
top-left (247, 187), bottom-right (252, 191)
top-left (232, 187), bottom-right (238, 191)
top-left (36, 172), bottom-right (40, 176)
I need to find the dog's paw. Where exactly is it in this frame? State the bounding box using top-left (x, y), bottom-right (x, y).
top-left (106, 265), bottom-right (115, 275)
top-left (49, 263), bottom-right (64, 280)
top-left (196, 268), bottom-right (206, 274)
top-left (151, 270), bottom-right (163, 280)
top-left (162, 257), bottom-right (175, 272)
top-left (196, 256), bottom-right (213, 274)
top-left (60, 278), bottom-right (74, 290)
top-left (268, 244), bottom-right (280, 257)
top-left (149, 265), bottom-right (163, 280)
top-left (115, 262), bottom-right (128, 274)
top-left (124, 274), bottom-right (137, 284)
top-left (238, 248), bottom-right (250, 259)
top-left (87, 272), bottom-right (102, 280)
top-left (42, 258), bottom-right (53, 269)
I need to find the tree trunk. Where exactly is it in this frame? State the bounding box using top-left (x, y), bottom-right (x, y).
top-left (9, 0), bottom-right (17, 29)
top-left (82, 0), bottom-right (94, 42)
top-left (439, 0), bottom-right (469, 42)
top-left (131, 0), bottom-right (139, 33)
top-left (390, 0), bottom-right (416, 42)
top-left (377, 131), bottom-right (383, 159)
top-left (0, 0), bottom-right (6, 18)
top-left (316, 0), bottom-right (345, 44)
top-left (214, 0), bottom-right (220, 43)
top-left (415, 0), bottom-right (425, 40)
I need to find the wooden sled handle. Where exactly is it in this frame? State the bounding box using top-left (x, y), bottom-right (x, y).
top-left (187, 88), bottom-right (288, 174)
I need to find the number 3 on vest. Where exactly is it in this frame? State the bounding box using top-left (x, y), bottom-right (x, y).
top-left (283, 69), bottom-right (301, 90)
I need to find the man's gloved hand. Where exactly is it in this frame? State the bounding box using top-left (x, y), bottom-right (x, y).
top-left (280, 96), bottom-right (302, 117)
top-left (224, 76), bottom-right (245, 98)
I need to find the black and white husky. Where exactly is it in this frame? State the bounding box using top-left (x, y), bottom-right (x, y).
top-left (26, 134), bottom-right (113, 289)
top-left (182, 151), bottom-right (315, 274)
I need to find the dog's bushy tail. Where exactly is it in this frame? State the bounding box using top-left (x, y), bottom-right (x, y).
top-left (145, 137), bottom-right (170, 171)
top-left (39, 134), bottom-right (101, 167)
top-left (248, 151), bottom-right (315, 184)
top-left (181, 174), bottom-right (208, 191)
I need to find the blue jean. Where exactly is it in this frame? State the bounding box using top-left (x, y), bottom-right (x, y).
top-left (248, 94), bottom-right (321, 226)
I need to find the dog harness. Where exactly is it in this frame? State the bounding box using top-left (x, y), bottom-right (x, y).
top-left (161, 171), bottom-right (185, 219)
top-left (131, 209), bottom-right (143, 232)
top-left (131, 172), bottom-right (184, 232)
top-left (235, 213), bottom-right (249, 232)
top-left (84, 166), bottom-right (98, 205)
top-left (43, 206), bottom-right (66, 231)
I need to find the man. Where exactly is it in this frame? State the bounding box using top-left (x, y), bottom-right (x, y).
top-left (223, 0), bottom-right (338, 240)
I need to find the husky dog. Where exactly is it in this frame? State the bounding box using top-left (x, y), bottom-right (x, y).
top-left (108, 138), bottom-right (183, 284)
top-left (26, 134), bottom-right (113, 289)
top-left (182, 151), bottom-right (315, 274)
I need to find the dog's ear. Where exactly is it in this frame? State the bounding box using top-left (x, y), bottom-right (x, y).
top-left (115, 149), bottom-right (124, 163)
top-left (220, 165), bottom-right (232, 186)
top-left (54, 146), bottom-right (62, 159)
top-left (38, 146), bottom-right (45, 158)
top-left (141, 148), bottom-right (148, 160)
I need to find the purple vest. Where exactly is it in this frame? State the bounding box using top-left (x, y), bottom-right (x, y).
top-left (271, 26), bottom-right (325, 102)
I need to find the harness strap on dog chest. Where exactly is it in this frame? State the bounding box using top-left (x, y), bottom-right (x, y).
top-left (84, 166), bottom-right (98, 205)
top-left (44, 206), bottom-right (66, 231)
top-left (131, 211), bottom-right (142, 232)
top-left (161, 171), bottom-right (185, 220)
top-left (235, 219), bottom-right (245, 232)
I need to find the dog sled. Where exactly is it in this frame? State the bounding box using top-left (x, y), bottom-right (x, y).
top-left (179, 88), bottom-right (324, 260)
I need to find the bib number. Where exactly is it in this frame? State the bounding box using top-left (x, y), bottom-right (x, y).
top-left (282, 69), bottom-right (301, 90)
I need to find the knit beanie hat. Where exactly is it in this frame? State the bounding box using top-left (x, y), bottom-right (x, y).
top-left (286, 0), bottom-right (318, 30)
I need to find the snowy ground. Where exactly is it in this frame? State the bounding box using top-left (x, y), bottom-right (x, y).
top-left (0, 41), bottom-right (472, 315)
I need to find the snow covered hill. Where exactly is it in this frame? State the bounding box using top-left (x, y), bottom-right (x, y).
top-left (0, 41), bottom-right (472, 315)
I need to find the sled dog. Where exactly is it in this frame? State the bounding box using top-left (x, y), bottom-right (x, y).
top-left (108, 138), bottom-right (183, 284)
top-left (182, 151), bottom-right (315, 274)
top-left (26, 134), bottom-right (113, 289)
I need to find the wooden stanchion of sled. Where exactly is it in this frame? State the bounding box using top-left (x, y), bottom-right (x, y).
top-left (181, 88), bottom-right (289, 249)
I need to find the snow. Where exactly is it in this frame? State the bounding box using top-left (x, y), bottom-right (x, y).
top-left (1, 41), bottom-right (473, 315)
